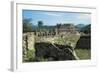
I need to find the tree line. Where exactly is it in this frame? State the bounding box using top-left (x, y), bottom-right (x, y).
top-left (23, 18), bottom-right (91, 34)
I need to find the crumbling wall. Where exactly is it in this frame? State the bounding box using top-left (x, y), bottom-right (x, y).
top-left (75, 35), bottom-right (91, 49)
top-left (23, 32), bottom-right (35, 61)
top-left (35, 42), bottom-right (79, 61)
top-left (23, 32), bottom-right (79, 62)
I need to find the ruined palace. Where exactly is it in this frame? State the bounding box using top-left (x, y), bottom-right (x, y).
top-left (33, 23), bottom-right (78, 37)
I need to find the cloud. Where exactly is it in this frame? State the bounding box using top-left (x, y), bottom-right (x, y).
top-left (77, 14), bottom-right (91, 20)
top-left (43, 12), bottom-right (64, 16)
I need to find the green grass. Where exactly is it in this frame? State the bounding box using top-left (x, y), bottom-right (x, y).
top-left (54, 34), bottom-right (80, 48)
top-left (75, 49), bottom-right (91, 60)
top-left (23, 49), bottom-right (36, 62)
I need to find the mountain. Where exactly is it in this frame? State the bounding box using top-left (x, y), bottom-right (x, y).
top-left (75, 24), bottom-right (85, 31)
top-left (81, 24), bottom-right (91, 34)
top-left (76, 24), bottom-right (85, 28)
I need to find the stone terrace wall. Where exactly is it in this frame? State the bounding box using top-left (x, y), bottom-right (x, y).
top-left (23, 32), bottom-right (35, 50)
top-left (23, 32), bottom-right (36, 61)
top-left (75, 35), bottom-right (91, 49)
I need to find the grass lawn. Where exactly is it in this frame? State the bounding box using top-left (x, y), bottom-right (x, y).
top-left (75, 49), bottom-right (91, 60)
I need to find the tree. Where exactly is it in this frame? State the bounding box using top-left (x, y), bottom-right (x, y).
top-left (23, 18), bottom-right (33, 32)
top-left (81, 24), bottom-right (91, 34)
top-left (56, 23), bottom-right (61, 28)
top-left (38, 21), bottom-right (43, 28)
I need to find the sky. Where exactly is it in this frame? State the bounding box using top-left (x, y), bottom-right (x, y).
top-left (23, 10), bottom-right (91, 26)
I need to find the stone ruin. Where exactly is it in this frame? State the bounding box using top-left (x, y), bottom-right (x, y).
top-left (23, 32), bottom-right (79, 62)
top-left (75, 35), bottom-right (91, 49)
top-left (35, 42), bottom-right (79, 61)
top-left (23, 32), bottom-right (35, 61)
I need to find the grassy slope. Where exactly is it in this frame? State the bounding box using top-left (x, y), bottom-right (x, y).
top-left (75, 49), bottom-right (91, 60)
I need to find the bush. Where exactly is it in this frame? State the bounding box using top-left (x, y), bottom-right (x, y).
top-left (26, 50), bottom-right (35, 62)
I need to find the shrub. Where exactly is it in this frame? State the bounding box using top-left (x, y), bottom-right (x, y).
top-left (26, 49), bottom-right (35, 62)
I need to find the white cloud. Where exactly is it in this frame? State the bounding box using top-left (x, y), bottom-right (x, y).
top-left (43, 12), bottom-right (64, 16)
top-left (77, 14), bottom-right (91, 20)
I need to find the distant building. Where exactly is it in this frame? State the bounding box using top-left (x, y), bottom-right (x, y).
top-left (32, 23), bottom-right (78, 37)
top-left (55, 23), bottom-right (77, 35)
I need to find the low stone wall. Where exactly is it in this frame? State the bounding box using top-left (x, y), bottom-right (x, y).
top-left (75, 35), bottom-right (91, 49)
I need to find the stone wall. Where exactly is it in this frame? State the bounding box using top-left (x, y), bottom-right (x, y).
top-left (35, 42), bottom-right (77, 61)
top-left (23, 32), bottom-right (35, 50)
top-left (75, 35), bottom-right (91, 49)
top-left (23, 32), bottom-right (35, 61)
top-left (23, 32), bottom-right (79, 62)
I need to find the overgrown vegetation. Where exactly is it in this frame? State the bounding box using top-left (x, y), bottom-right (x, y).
top-left (24, 49), bottom-right (35, 62)
top-left (54, 34), bottom-right (80, 48)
